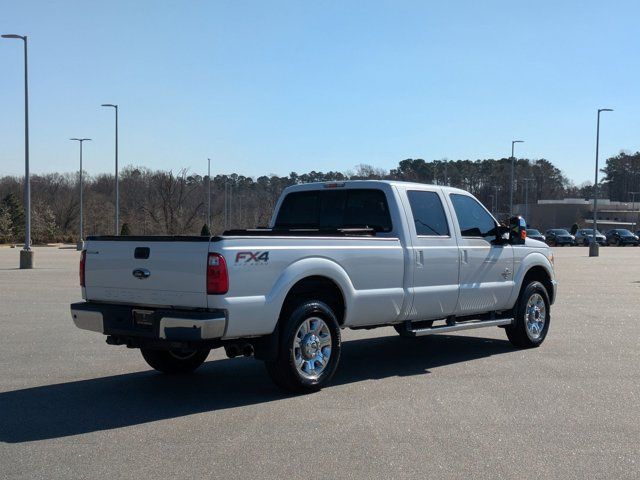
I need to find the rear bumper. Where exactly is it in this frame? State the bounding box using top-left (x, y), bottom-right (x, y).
top-left (70, 302), bottom-right (227, 342)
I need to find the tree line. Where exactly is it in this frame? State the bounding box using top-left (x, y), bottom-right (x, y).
top-left (1, 153), bottom-right (637, 244)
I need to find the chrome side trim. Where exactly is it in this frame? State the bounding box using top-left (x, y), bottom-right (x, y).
top-left (408, 318), bottom-right (513, 337)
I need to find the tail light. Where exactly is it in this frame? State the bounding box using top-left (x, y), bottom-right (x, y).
top-left (207, 253), bottom-right (228, 294)
top-left (79, 250), bottom-right (87, 287)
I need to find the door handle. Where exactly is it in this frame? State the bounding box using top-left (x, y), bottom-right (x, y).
top-left (416, 250), bottom-right (424, 267)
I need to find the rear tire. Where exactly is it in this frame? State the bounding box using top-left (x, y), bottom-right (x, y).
top-left (265, 300), bottom-right (341, 393)
top-left (141, 347), bottom-right (210, 374)
top-left (506, 281), bottom-right (550, 348)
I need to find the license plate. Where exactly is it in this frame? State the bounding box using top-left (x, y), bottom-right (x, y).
top-left (132, 309), bottom-right (154, 326)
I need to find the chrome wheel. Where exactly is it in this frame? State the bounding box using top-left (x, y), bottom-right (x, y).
top-left (169, 349), bottom-right (198, 360)
top-left (525, 293), bottom-right (546, 340)
top-left (293, 316), bottom-right (332, 380)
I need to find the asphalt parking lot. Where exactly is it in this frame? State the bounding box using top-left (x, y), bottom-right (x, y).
top-left (0, 245), bottom-right (638, 479)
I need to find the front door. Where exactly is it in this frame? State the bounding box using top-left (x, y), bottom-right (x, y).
top-left (447, 193), bottom-right (515, 315)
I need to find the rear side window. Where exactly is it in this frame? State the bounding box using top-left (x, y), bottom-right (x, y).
top-left (407, 190), bottom-right (449, 236)
top-left (449, 193), bottom-right (496, 238)
top-left (275, 189), bottom-right (392, 232)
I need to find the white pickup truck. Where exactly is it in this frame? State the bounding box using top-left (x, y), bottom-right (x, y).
top-left (71, 180), bottom-right (557, 392)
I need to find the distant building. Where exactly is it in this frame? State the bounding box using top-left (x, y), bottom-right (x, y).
top-left (514, 198), bottom-right (640, 232)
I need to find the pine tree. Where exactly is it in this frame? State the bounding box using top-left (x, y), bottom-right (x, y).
top-left (2, 193), bottom-right (24, 239)
top-left (0, 204), bottom-right (13, 243)
top-left (120, 223), bottom-right (131, 236)
top-left (200, 223), bottom-right (211, 236)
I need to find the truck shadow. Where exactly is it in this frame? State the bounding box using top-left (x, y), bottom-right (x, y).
top-left (0, 333), bottom-right (513, 443)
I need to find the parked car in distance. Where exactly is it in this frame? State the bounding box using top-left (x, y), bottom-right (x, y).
top-left (545, 229), bottom-right (576, 246)
top-left (574, 228), bottom-right (607, 246)
top-left (605, 229), bottom-right (640, 246)
top-left (526, 229), bottom-right (546, 242)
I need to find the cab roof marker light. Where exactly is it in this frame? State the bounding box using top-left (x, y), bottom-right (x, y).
top-left (324, 182), bottom-right (345, 188)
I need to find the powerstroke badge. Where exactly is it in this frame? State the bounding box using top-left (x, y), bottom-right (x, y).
top-left (235, 251), bottom-right (270, 265)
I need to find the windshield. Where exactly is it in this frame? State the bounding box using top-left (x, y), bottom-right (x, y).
top-left (580, 229), bottom-right (601, 235)
top-left (617, 229), bottom-right (634, 235)
top-left (527, 229), bottom-right (541, 235)
top-left (552, 229), bottom-right (570, 235)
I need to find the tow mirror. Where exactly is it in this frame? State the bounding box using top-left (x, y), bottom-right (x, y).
top-left (495, 224), bottom-right (510, 244)
top-left (509, 216), bottom-right (527, 245)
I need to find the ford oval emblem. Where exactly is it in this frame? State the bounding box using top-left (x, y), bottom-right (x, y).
top-left (132, 268), bottom-right (151, 279)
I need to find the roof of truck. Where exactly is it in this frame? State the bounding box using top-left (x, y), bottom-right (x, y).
top-left (283, 180), bottom-right (469, 195)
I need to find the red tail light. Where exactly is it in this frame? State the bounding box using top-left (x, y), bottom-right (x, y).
top-left (79, 250), bottom-right (87, 287)
top-left (207, 253), bottom-right (228, 294)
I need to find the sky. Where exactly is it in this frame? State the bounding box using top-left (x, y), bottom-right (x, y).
top-left (1, 1), bottom-right (639, 185)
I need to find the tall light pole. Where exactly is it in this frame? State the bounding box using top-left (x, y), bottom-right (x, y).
top-left (70, 138), bottom-right (91, 250)
top-left (523, 178), bottom-right (533, 221)
top-left (2, 33), bottom-right (32, 268)
top-left (207, 158), bottom-right (211, 231)
top-left (590, 108), bottom-right (614, 257)
top-left (101, 104), bottom-right (119, 235)
top-left (224, 180), bottom-right (228, 230)
top-left (509, 140), bottom-right (524, 216)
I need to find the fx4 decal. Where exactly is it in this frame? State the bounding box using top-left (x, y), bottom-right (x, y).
top-left (235, 251), bottom-right (270, 265)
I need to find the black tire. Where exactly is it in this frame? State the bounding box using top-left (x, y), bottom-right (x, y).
top-left (393, 320), bottom-right (433, 337)
top-left (265, 300), bottom-right (341, 393)
top-left (505, 281), bottom-right (550, 348)
top-left (140, 347), bottom-right (210, 374)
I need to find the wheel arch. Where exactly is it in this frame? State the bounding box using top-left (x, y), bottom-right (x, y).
top-left (279, 275), bottom-right (346, 326)
top-left (509, 253), bottom-right (556, 308)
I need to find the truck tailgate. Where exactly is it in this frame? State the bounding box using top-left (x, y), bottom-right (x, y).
top-left (83, 238), bottom-right (210, 308)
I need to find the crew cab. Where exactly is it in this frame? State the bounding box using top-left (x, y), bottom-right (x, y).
top-left (71, 181), bottom-right (557, 392)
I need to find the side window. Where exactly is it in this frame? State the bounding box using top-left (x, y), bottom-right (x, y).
top-left (407, 190), bottom-right (449, 236)
top-left (450, 193), bottom-right (496, 238)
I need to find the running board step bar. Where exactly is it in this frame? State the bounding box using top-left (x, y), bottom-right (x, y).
top-left (407, 318), bottom-right (514, 337)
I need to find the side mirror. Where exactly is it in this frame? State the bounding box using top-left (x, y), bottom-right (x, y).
top-left (494, 224), bottom-right (510, 244)
top-left (509, 216), bottom-right (527, 245)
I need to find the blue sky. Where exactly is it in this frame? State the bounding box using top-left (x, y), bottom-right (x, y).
top-left (1, 0), bottom-right (638, 184)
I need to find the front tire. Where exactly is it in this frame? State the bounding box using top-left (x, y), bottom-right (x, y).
top-left (140, 347), bottom-right (210, 374)
top-left (265, 300), bottom-right (341, 393)
top-left (505, 281), bottom-right (550, 348)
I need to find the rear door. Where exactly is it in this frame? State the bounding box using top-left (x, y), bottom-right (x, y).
top-left (447, 193), bottom-right (515, 315)
top-left (84, 238), bottom-right (211, 308)
top-left (399, 187), bottom-right (460, 321)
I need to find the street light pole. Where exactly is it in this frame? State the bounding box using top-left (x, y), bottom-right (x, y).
top-left (101, 104), bottom-right (119, 235)
top-left (590, 108), bottom-right (613, 257)
top-left (207, 158), bottom-right (211, 231)
top-left (2, 33), bottom-right (33, 268)
top-left (70, 138), bottom-right (91, 250)
top-left (509, 140), bottom-right (524, 217)
top-left (523, 178), bottom-right (533, 221)
top-left (630, 192), bottom-right (640, 230)
top-left (223, 180), bottom-right (227, 230)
